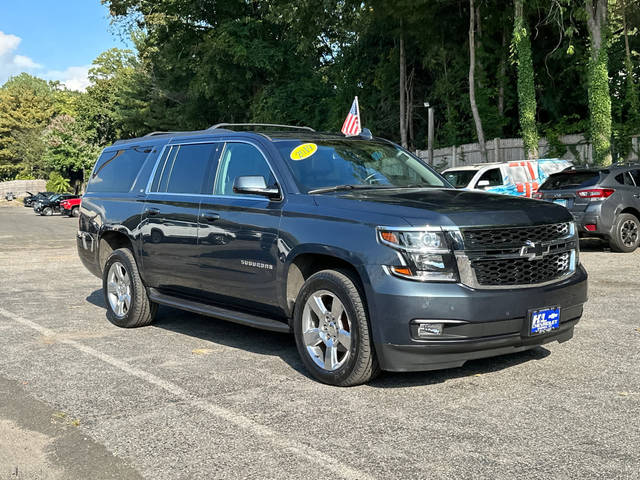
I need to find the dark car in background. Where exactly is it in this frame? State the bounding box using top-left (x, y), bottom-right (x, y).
top-left (34, 193), bottom-right (80, 216)
top-left (24, 191), bottom-right (55, 207)
top-left (534, 165), bottom-right (640, 252)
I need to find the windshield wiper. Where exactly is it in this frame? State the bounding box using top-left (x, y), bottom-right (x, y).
top-left (308, 184), bottom-right (396, 194)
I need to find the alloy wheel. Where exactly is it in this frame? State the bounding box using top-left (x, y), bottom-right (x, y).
top-left (106, 262), bottom-right (132, 318)
top-left (301, 290), bottom-right (352, 371)
top-left (621, 219), bottom-right (639, 248)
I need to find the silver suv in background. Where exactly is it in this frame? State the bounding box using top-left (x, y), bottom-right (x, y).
top-left (534, 165), bottom-right (640, 252)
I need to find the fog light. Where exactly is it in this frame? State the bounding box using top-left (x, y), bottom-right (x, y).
top-left (584, 224), bottom-right (596, 232)
top-left (417, 322), bottom-right (444, 337)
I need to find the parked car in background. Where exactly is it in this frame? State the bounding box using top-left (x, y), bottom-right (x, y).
top-left (34, 193), bottom-right (80, 216)
top-left (60, 197), bottom-right (82, 217)
top-left (534, 164), bottom-right (640, 252)
top-left (24, 191), bottom-right (55, 208)
top-left (442, 159), bottom-right (571, 198)
top-left (5, 192), bottom-right (15, 201)
top-left (76, 124), bottom-right (587, 386)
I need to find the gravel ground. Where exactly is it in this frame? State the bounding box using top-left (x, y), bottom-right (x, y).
top-left (0, 204), bottom-right (638, 479)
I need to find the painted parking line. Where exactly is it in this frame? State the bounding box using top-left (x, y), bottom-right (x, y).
top-left (0, 306), bottom-right (373, 480)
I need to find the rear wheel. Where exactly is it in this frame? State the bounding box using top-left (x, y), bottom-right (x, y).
top-left (103, 248), bottom-right (157, 328)
top-left (41, 206), bottom-right (52, 216)
top-left (293, 269), bottom-right (379, 386)
top-left (609, 213), bottom-right (640, 253)
top-left (71, 206), bottom-right (79, 217)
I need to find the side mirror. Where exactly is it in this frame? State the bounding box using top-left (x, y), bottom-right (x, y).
top-left (477, 180), bottom-right (490, 188)
top-left (233, 176), bottom-right (280, 199)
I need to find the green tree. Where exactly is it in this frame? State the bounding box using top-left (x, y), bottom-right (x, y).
top-left (0, 74), bottom-right (55, 178)
top-left (512, 0), bottom-right (539, 160)
top-left (586, 0), bottom-right (613, 165)
top-left (43, 115), bottom-right (100, 184)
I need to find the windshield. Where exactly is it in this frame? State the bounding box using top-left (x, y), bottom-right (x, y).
top-left (443, 169), bottom-right (476, 188)
top-left (276, 140), bottom-right (448, 193)
top-left (540, 171), bottom-right (603, 190)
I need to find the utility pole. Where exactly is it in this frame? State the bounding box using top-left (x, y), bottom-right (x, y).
top-left (426, 103), bottom-right (434, 165)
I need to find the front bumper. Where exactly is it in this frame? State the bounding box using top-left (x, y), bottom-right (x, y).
top-left (362, 264), bottom-right (588, 372)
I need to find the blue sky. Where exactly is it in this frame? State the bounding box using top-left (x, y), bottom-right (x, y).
top-left (0, 0), bottom-right (130, 90)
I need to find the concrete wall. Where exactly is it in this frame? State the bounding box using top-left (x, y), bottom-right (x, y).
top-left (0, 179), bottom-right (47, 198)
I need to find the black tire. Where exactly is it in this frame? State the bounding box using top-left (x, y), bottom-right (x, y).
top-left (41, 207), bottom-right (52, 216)
top-left (71, 206), bottom-right (79, 217)
top-left (102, 248), bottom-right (157, 328)
top-left (609, 213), bottom-right (640, 253)
top-left (293, 269), bottom-right (380, 386)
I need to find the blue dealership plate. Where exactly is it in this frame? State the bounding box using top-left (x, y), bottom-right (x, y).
top-left (529, 306), bottom-right (560, 335)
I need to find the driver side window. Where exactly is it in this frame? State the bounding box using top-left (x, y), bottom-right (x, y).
top-left (213, 143), bottom-right (276, 196)
top-left (477, 168), bottom-right (503, 187)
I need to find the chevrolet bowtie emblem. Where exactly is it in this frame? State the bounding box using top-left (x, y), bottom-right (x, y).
top-left (520, 240), bottom-right (550, 261)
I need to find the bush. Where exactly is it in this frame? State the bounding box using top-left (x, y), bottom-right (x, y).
top-left (46, 172), bottom-right (71, 193)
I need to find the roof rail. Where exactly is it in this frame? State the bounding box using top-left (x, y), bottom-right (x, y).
top-left (208, 123), bottom-right (315, 132)
top-left (143, 131), bottom-right (183, 137)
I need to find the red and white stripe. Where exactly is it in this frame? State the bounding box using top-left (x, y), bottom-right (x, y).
top-left (341, 96), bottom-right (362, 136)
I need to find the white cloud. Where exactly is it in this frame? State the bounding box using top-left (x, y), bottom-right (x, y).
top-left (42, 65), bottom-right (91, 92)
top-left (0, 30), bottom-right (41, 84)
top-left (0, 30), bottom-right (89, 92)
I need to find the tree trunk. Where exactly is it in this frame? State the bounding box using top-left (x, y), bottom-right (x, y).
top-left (407, 66), bottom-right (415, 149)
top-left (586, 0), bottom-right (612, 165)
top-left (513, 0), bottom-right (539, 160)
top-left (622, 0), bottom-right (639, 126)
top-left (498, 28), bottom-right (506, 118)
top-left (469, 0), bottom-right (487, 162)
top-left (399, 30), bottom-right (408, 148)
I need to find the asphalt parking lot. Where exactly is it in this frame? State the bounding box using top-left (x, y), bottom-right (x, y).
top-left (0, 204), bottom-right (638, 479)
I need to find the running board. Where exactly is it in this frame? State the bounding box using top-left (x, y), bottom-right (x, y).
top-left (148, 289), bottom-right (290, 333)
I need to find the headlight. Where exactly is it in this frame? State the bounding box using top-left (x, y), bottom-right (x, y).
top-left (377, 228), bottom-right (458, 282)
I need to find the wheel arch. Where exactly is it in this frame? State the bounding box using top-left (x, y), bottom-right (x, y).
top-left (284, 251), bottom-right (369, 321)
top-left (98, 229), bottom-right (136, 273)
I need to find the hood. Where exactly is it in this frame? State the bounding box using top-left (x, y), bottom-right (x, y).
top-left (314, 188), bottom-right (572, 228)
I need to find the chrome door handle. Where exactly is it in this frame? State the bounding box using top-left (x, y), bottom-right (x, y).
top-left (201, 212), bottom-right (220, 222)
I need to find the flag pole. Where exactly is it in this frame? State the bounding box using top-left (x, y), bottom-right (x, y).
top-left (355, 96), bottom-right (361, 132)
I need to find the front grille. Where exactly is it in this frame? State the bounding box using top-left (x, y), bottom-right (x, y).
top-left (463, 223), bottom-right (570, 248)
top-left (472, 252), bottom-right (571, 286)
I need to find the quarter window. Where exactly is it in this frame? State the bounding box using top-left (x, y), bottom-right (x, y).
top-left (629, 170), bottom-right (640, 187)
top-left (615, 172), bottom-right (635, 186)
top-left (87, 147), bottom-right (151, 193)
top-left (213, 143), bottom-right (276, 196)
top-left (151, 143), bottom-right (218, 194)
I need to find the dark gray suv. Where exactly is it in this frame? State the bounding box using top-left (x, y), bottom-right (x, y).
top-left (77, 124), bottom-right (588, 386)
top-left (534, 165), bottom-right (640, 252)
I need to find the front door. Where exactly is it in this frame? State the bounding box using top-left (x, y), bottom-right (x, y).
top-left (197, 141), bottom-right (283, 314)
top-left (140, 142), bottom-right (220, 296)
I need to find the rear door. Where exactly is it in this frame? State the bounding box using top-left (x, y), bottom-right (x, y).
top-left (628, 170), bottom-right (640, 210)
top-left (140, 142), bottom-right (220, 295)
top-left (197, 141), bottom-right (283, 314)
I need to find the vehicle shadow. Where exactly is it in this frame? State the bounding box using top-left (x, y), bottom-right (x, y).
top-left (579, 238), bottom-right (611, 252)
top-left (86, 290), bottom-right (553, 387)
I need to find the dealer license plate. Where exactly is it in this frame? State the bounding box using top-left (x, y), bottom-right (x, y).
top-left (552, 199), bottom-right (568, 207)
top-left (529, 306), bottom-right (560, 335)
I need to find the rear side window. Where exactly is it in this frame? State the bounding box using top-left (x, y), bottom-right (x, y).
top-left (87, 147), bottom-right (151, 193)
top-left (615, 172), bottom-right (635, 186)
top-left (541, 172), bottom-right (601, 190)
top-left (151, 143), bottom-right (218, 194)
top-left (630, 170), bottom-right (640, 186)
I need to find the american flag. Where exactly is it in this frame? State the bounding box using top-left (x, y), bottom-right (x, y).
top-left (341, 96), bottom-right (362, 136)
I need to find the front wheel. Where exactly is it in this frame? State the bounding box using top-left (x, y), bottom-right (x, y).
top-left (609, 213), bottom-right (640, 253)
top-left (293, 269), bottom-right (379, 386)
top-left (71, 206), bottom-right (80, 217)
top-left (102, 248), bottom-right (157, 328)
top-left (41, 207), bottom-right (52, 216)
